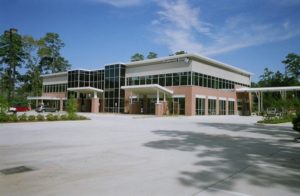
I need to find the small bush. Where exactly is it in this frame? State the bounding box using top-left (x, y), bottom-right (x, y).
top-left (292, 111), bottom-right (300, 132)
top-left (46, 113), bottom-right (54, 121)
top-left (36, 114), bottom-right (45, 121)
top-left (0, 112), bottom-right (9, 122)
top-left (258, 114), bottom-right (295, 124)
top-left (53, 115), bottom-right (59, 121)
top-left (67, 114), bottom-right (78, 120)
top-left (78, 115), bottom-right (88, 120)
top-left (8, 114), bottom-right (18, 122)
top-left (28, 115), bottom-right (36, 121)
top-left (18, 113), bottom-right (27, 121)
top-left (60, 114), bottom-right (68, 120)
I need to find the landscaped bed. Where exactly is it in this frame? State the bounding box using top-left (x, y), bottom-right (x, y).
top-left (0, 113), bottom-right (89, 123)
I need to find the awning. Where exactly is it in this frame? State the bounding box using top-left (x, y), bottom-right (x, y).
top-left (27, 96), bottom-right (67, 100)
top-left (67, 87), bottom-right (103, 93)
top-left (236, 86), bottom-right (300, 93)
top-left (121, 84), bottom-right (173, 96)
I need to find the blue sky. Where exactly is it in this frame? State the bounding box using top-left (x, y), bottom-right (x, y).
top-left (1, 0), bottom-right (300, 81)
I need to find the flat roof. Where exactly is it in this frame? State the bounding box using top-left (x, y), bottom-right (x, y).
top-left (27, 96), bottom-right (67, 100)
top-left (236, 86), bottom-right (300, 92)
top-left (41, 54), bottom-right (252, 78)
top-left (121, 84), bottom-right (173, 95)
top-left (125, 53), bottom-right (252, 76)
top-left (67, 87), bottom-right (104, 93)
top-left (41, 72), bottom-right (67, 78)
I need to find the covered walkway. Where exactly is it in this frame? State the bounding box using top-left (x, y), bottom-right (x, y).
top-left (67, 87), bottom-right (104, 113)
top-left (121, 84), bottom-right (173, 116)
top-left (236, 86), bottom-right (300, 113)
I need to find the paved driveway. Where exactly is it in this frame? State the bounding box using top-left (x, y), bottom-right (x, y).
top-left (0, 114), bottom-right (299, 196)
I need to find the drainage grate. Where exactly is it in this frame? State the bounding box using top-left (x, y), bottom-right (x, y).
top-left (0, 166), bottom-right (34, 175)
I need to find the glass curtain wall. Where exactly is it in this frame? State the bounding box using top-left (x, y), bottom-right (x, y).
top-left (104, 64), bottom-right (125, 113)
top-left (126, 71), bottom-right (249, 89)
top-left (43, 84), bottom-right (67, 93)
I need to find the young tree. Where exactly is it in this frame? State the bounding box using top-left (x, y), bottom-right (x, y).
top-left (0, 28), bottom-right (25, 100)
top-left (147, 52), bottom-right (157, 59)
top-left (130, 53), bottom-right (144, 62)
top-left (67, 95), bottom-right (77, 118)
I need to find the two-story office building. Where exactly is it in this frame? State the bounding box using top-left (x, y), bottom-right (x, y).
top-left (28, 53), bottom-right (252, 116)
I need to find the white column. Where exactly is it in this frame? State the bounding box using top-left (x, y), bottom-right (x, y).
top-left (261, 92), bottom-right (263, 112)
top-left (156, 90), bottom-right (159, 104)
top-left (256, 92), bottom-right (260, 113)
top-left (130, 92), bottom-right (133, 104)
top-left (164, 93), bottom-right (166, 102)
top-left (93, 91), bottom-right (97, 98)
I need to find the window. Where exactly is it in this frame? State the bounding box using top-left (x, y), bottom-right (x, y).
top-left (166, 74), bottom-right (172, 86)
top-left (173, 73), bottom-right (180, 86)
top-left (228, 101), bottom-right (235, 115)
top-left (219, 100), bottom-right (226, 115)
top-left (159, 74), bottom-right (165, 86)
top-left (173, 97), bottom-right (185, 115)
top-left (208, 99), bottom-right (216, 115)
top-left (180, 72), bottom-right (188, 85)
top-left (196, 98), bottom-right (205, 115)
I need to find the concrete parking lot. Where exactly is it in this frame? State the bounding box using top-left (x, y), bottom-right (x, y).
top-left (0, 114), bottom-right (300, 196)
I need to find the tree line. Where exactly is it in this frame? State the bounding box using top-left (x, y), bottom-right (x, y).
top-left (130, 50), bottom-right (186, 62)
top-left (253, 53), bottom-right (300, 110)
top-left (0, 28), bottom-right (70, 103)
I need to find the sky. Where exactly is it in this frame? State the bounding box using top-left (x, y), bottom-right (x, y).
top-left (1, 0), bottom-right (300, 81)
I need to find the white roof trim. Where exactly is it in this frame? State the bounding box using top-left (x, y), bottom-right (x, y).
top-left (236, 86), bottom-right (300, 93)
top-left (121, 84), bottom-right (173, 95)
top-left (27, 96), bottom-right (67, 100)
top-left (208, 96), bottom-right (217, 100)
top-left (173, 94), bottom-right (186, 98)
top-left (125, 53), bottom-right (252, 76)
top-left (41, 72), bottom-right (67, 78)
top-left (43, 81), bottom-right (67, 85)
top-left (195, 95), bottom-right (206, 99)
top-left (67, 87), bottom-right (104, 93)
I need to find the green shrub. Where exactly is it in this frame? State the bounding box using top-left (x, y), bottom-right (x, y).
top-left (292, 111), bottom-right (300, 132)
top-left (0, 112), bottom-right (9, 122)
top-left (67, 114), bottom-right (78, 120)
top-left (78, 115), bottom-right (88, 120)
top-left (18, 113), bottom-right (27, 121)
top-left (53, 115), bottom-right (59, 121)
top-left (46, 113), bottom-right (55, 121)
top-left (60, 114), bottom-right (68, 120)
top-left (28, 115), bottom-right (36, 121)
top-left (36, 114), bottom-right (45, 121)
top-left (8, 114), bottom-right (18, 122)
top-left (258, 114), bottom-right (295, 124)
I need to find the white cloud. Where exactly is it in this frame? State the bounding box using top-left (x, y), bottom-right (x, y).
top-left (93, 0), bottom-right (143, 7)
top-left (152, 0), bottom-right (300, 56)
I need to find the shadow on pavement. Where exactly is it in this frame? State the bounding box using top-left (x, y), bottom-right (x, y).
top-left (143, 123), bottom-right (300, 194)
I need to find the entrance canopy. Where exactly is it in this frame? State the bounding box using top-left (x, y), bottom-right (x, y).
top-left (27, 96), bottom-right (67, 100)
top-left (236, 86), bottom-right (300, 93)
top-left (121, 84), bottom-right (173, 96)
top-left (67, 87), bottom-right (103, 94)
